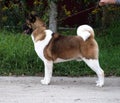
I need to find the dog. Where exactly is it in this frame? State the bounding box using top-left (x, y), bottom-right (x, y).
top-left (23, 13), bottom-right (104, 87)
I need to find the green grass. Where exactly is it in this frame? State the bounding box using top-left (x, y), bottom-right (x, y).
top-left (0, 30), bottom-right (44, 76)
top-left (96, 27), bottom-right (120, 76)
top-left (0, 26), bottom-right (120, 76)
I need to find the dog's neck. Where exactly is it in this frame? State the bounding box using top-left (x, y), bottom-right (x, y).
top-left (31, 29), bottom-right (53, 43)
top-left (31, 27), bottom-right (46, 42)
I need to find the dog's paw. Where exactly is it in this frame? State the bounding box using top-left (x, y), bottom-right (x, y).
top-left (96, 80), bottom-right (104, 87)
top-left (41, 79), bottom-right (50, 85)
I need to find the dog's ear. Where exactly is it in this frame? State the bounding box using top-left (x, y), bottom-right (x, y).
top-left (24, 11), bottom-right (29, 19)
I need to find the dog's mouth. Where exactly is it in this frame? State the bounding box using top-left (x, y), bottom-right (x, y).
top-left (22, 24), bottom-right (33, 35)
top-left (24, 29), bottom-right (32, 35)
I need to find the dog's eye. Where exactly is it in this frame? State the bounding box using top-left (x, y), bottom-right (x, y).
top-left (30, 18), bottom-right (35, 23)
top-left (29, 14), bottom-right (36, 23)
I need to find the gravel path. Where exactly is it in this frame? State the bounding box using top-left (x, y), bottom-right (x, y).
top-left (0, 76), bottom-right (120, 103)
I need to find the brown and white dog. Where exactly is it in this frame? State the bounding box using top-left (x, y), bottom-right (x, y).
top-left (23, 13), bottom-right (104, 87)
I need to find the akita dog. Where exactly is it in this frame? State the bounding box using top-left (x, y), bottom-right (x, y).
top-left (23, 13), bottom-right (104, 87)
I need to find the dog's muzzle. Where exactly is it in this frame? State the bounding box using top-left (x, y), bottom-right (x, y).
top-left (22, 24), bottom-right (33, 35)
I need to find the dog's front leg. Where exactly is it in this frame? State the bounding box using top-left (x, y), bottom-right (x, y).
top-left (41, 60), bottom-right (53, 85)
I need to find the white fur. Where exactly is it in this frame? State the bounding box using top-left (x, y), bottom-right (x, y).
top-left (41, 60), bottom-right (53, 85)
top-left (31, 30), bottom-right (53, 61)
top-left (54, 58), bottom-right (76, 63)
top-left (31, 29), bottom-right (53, 85)
top-left (54, 57), bottom-right (104, 87)
top-left (82, 58), bottom-right (104, 87)
top-left (77, 25), bottom-right (94, 41)
top-left (54, 58), bottom-right (82, 63)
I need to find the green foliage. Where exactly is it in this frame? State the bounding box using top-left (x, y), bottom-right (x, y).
top-left (0, 0), bottom-right (120, 30)
top-left (0, 1), bottom-right (25, 30)
top-left (0, 0), bottom-right (49, 30)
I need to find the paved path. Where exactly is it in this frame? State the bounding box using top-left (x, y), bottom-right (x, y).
top-left (0, 77), bottom-right (120, 103)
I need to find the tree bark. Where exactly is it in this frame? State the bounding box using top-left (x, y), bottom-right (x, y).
top-left (102, 6), bottom-right (110, 28)
top-left (49, 1), bottom-right (57, 32)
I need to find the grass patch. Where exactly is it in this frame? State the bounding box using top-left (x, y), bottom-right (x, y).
top-left (0, 30), bottom-right (44, 76)
top-left (0, 26), bottom-right (120, 76)
top-left (96, 27), bottom-right (120, 76)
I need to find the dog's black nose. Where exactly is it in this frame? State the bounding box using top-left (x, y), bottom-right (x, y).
top-left (22, 24), bottom-right (28, 30)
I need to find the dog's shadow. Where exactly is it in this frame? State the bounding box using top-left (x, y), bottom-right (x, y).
top-left (50, 77), bottom-right (95, 87)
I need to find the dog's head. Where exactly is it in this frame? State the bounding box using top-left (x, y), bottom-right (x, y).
top-left (23, 12), bottom-right (46, 35)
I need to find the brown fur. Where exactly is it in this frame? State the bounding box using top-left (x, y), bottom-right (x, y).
top-left (44, 33), bottom-right (98, 61)
top-left (32, 28), bottom-right (46, 42)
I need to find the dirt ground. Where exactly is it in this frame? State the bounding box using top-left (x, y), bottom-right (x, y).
top-left (0, 76), bottom-right (120, 103)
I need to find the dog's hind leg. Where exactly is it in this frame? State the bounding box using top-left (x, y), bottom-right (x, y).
top-left (41, 60), bottom-right (53, 85)
top-left (82, 58), bottom-right (104, 87)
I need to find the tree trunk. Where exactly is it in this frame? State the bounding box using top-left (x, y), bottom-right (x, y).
top-left (102, 6), bottom-right (110, 28)
top-left (49, 1), bottom-right (57, 32)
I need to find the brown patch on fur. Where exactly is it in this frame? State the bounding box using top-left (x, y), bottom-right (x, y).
top-left (44, 33), bottom-right (98, 61)
top-left (80, 38), bottom-right (98, 59)
top-left (32, 27), bottom-right (46, 42)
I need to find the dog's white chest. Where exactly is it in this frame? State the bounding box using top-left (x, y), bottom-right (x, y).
top-left (31, 30), bottom-right (53, 61)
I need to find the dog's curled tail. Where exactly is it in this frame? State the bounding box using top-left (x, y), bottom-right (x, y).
top-left (77, 25), bottom-right (94, 41)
